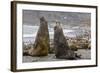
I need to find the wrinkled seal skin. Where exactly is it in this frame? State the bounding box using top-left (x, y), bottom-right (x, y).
top-left (54, 22), bottom-right (76, 59)
top-left (27, 17), bottom-right (50, 56)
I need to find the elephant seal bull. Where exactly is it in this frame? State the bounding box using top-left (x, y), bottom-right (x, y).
top-left (54, 22), bottom-right (76, 59)
top-left (25, 17), bottom-right (50, 56)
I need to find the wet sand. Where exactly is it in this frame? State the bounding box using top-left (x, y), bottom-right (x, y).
top-left (23, 49), bottom-right (91, 63)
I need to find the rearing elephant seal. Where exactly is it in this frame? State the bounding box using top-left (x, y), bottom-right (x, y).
top-left (25, 17), bottom-right (50, 56)
top-left (54, 22), bottom-right (76, 59)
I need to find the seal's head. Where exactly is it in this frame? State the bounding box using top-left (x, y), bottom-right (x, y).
top-left (40, 17), bottom-right (45, 22)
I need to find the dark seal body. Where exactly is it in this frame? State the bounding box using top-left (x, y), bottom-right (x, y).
top-left (54, 23), bottom-right (76, 59)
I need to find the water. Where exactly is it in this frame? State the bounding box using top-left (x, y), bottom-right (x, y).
top-left (23, 25), bottom-right (87, 44)
top-left (23, 37), bottom-right (35, 45)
